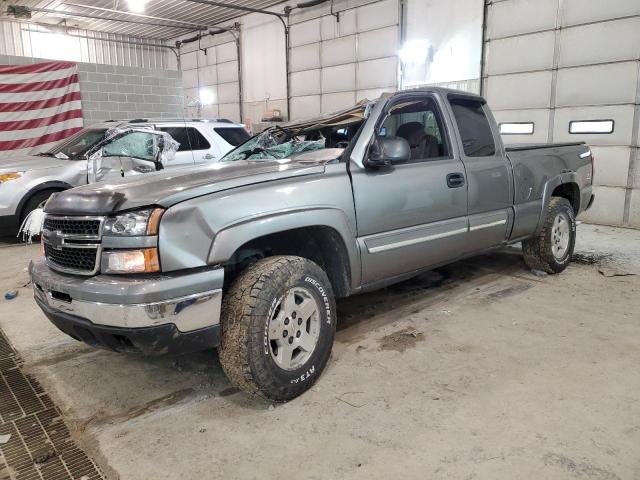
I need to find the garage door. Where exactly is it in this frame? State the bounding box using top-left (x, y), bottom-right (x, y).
top-left (288, 0), bottom-right (400, 120)
top-left (180, 33), bottom-right (241, 122)
top-left (483, 0), bottom-right (640, 227)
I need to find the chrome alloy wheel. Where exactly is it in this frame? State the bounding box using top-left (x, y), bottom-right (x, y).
top-left (551, 212), bottom-right (571, 260)
top-left (268, 286), bottom-right (321, 371)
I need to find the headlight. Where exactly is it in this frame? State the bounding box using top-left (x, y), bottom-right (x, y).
top-left (102, 248), bottom-right (160, 274)
top-left (0, 172), bottom-right (23, 183)
top-left (104, 208), bottom-right (163, 236)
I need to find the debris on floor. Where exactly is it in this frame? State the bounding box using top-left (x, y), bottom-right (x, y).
top-left (3, 290), bottom-right (17, 300)
top-left (0, 433), bottom-right (10, 444)
top-left (378, 327), bottom-right (425, 352)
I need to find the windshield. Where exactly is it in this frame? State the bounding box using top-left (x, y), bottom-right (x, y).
top-left (43, 128), bottom-right (107, 159)
top-left (222, 100), bottom-right (373, 163)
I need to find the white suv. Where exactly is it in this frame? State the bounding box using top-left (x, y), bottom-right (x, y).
top-left (0, 118), bottom-right (250, 236)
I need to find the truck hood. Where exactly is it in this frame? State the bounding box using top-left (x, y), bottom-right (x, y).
top-left (0, 154), bottom-right (76, 172)
top-left (45, 159), bottom-right (326, 215)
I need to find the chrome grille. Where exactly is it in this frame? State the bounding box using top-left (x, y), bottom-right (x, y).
top-left (42, 215), bottom-right (104, 276)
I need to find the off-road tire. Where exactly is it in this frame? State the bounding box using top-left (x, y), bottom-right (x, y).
top-left (219, 256), bottom-right (336, 402)
top-left (522, 197), bottom-right (576, 274)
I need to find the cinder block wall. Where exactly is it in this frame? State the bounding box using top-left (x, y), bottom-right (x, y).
top-left (0, 54), bottom-right (184, 125)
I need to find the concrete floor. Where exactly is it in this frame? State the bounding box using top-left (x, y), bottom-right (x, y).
top-left (1, 224), bottom-right (639, 480)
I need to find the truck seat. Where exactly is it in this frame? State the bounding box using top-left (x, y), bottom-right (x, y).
top-left (396, 122), bottom-right (439, 160)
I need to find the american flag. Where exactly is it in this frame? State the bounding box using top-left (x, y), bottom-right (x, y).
top-left (0, 60), bottom-right (83, 157)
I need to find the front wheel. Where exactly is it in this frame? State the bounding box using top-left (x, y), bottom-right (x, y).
top-left (522, 197), bottom-right (576, 274)
top-left (219, 256), bottom-right (336, 402)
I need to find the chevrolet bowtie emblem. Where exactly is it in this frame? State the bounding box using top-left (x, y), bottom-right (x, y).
top-left (48, 230), bottom-right (64, 250)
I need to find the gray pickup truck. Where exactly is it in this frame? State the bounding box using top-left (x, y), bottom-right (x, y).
top-left (30, 88), bottom-right (594, 401)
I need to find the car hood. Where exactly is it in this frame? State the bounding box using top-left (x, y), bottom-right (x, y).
top-left (45, 159), bottom-right (326, 215)
top-left (0, 154), bottom-right (76, 172)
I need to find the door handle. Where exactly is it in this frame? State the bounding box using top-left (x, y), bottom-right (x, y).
top-left (446, 172), bottom-right (465, 188)
top-left (202, 153), bottom-right (215, 160)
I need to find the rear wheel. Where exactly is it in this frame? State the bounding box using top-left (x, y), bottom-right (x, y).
top-left (522, 197), bottom-right (576, 274)
top-left (219, 256), bottom-right (336, 402)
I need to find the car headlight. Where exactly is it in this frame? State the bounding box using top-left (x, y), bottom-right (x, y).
top-left (103, 208), bottom-right (163, 236)
top-left (0, 172), bottom-right (23, 183)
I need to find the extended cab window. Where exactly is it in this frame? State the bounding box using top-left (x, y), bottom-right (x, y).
top-left (158, 127), bottom-right (210, 151)
top-left (379, 97), bottom-right (450, 161)
top-left (450, 98), bottom-right (496, 157)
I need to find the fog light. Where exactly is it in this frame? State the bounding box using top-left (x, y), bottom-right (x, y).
top-left (103, 248), bottom-right (159, 274)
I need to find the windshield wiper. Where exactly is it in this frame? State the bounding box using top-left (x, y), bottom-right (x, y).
top-left (36, 152), bottom-right (56, 157)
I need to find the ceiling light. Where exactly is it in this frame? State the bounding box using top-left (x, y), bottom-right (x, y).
top-left (126, 0), bottom-right (147, 13)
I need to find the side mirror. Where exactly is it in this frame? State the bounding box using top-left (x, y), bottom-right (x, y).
top-left (364, 136), bottom-right (410, 169)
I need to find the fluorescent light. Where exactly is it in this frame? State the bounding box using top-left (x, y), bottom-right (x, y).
top-left (199, 87), bottom-right (215, 106)
top-left (399, 40), bottom-right (431, 66)
top-left (500, 122), bottom-right (534, 135)
top-left (569, 120), bottom-right (614, 134)
top-left (126, 0), bottom-right (147, 13)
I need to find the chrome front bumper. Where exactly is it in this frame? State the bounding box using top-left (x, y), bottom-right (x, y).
top-left (29, 258), bottom-right (223, 333)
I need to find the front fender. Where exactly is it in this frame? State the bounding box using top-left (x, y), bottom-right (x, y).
top-left (208, 207), bottom-right (361, 288)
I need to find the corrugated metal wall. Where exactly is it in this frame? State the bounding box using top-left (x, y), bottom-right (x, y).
top-left (483, 0), bottom-right (640, 227)
top-left (0, 20), bottom-right (173, 69)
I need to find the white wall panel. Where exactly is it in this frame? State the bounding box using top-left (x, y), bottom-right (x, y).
top-left (217, 82), bottom-right (240, 104)
top-left (555, 62), bottom-right (638, 107)
top-left (321, 36), bottom-right (357, 67)
top-left (290, 43), bottom-right (321, 72)
top-left (322, 63), bottom-right (356, 93)
top-left (492, 108), bottom-right (551, 144)
top-left (182, 69), bottom-right (199, 89)
top-left (487, 0), bottom-right (557, 39)
top-left (181, 51), bottom-right (199, 71)
top-left (590, 146), bottom-right (632, 188)
top-left (357, 57), bottom-right (397, 90)
top-left (357, 0), bottom-right (398, 31)
top-left (290, 18), bottom-right (321, 47)
top-left (553, 105), bottom-right (636, 146)
top-left (217, 61), bottom-right (238, 84)
top-left (322, 91), bottom-right (356, 113)
top-left (216, 42), bottom-right (237, 63)
top-left (561, 0), bottom-right (640, 27)
top-left (630, 189), bottom-right (640, 227)
top-left (581, 186), bottom-right (626, 225)
top-left (485, 31), bottom-right (555, 75)
top-left (291, 69), bottom-right (321, 97)
top-left (199, 65), bottom-right (218, 85)
top-left (485, 71), bottom-right (553, 110)
top-left (358, 26), bottom-right (398, 61)
top-left (201, 104), bottom-right (219, 118)
top-left (559, 18), bottom-right (640, 67)
top-left (291, 95), bottom-right (321, 119)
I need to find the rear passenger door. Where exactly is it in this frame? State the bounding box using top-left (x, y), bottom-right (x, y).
top-left (448, 96), bottom-right (513, 251)
top-left (157, 126), bottom-right (214, 166)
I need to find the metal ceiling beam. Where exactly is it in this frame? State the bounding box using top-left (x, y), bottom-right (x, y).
top-left (184, 0), bottom-right (287, 19)
top-left (7, 5), bottom-right (202, 32)
top-left (63, 2), bottom-right (215, 30)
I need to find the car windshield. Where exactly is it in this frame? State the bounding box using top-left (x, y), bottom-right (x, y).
top-left (42, 128), bottom-right (108, 159)
top-left (222, 100), bottom-right (373, 163)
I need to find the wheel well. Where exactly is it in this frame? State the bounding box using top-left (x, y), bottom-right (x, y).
top-left (16, 183), bottom-right (72, 218)
top-left (552, 183), bottom-right (580, 214)
top-left (224, 226), bottom-right (352, 298)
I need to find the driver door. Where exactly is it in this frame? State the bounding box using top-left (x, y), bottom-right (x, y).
top-left (88, 131), bottom-right (162, 183)
top-left (351, 93), bottom-right (469, 286)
